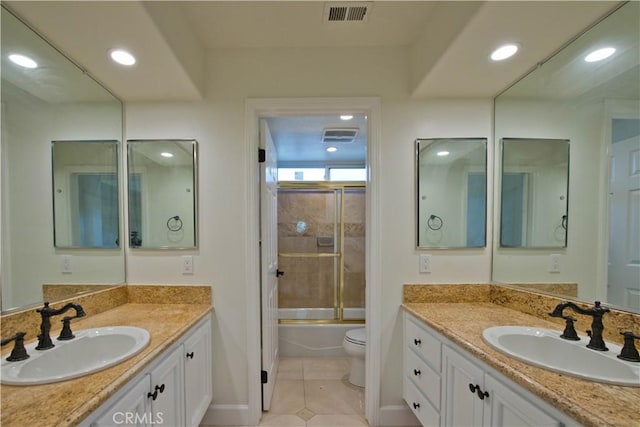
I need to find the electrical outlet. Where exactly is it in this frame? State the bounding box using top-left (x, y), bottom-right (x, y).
top-left (419, 254), bottom-right (431, 274)
top-left (182, 255), bottom-right (193, 274)
top-left (61, 255), bottom-right (72, 274)
top-left (549, 254), bottom-right (561, 273)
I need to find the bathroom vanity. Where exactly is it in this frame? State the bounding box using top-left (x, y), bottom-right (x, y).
top-left (0, 285), bottom-right (213, 427)
top-left (402, 284), bottom-right (640, 427)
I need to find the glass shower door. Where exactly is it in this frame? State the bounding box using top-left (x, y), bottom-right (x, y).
top-left (277, 184), bottom-right (365, 323)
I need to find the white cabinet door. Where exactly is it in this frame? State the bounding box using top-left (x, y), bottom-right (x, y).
top-left (150, 345), bottom-right (185, 427)
top-left (483, 375), bottom-right (561, 427)
top-left (91, 374), bottom-right (151, 427)
top-left (442, 346), bottom-right (485, 427)
top-left (184, 319), bottom-right (213, 426)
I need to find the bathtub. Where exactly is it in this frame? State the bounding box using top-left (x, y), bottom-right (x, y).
top-left (278, 308), bottom-right (365, 357)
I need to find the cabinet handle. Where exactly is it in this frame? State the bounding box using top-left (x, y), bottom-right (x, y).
top-left (468, 383), bottom-right (489, 400)
top-left (414, 338), bottom-right (422, 346)
top-left (413, 369), bottom-right (421, 377)
top-left (413, 402), bottom-right (420, 410)
top-left (148, 383), bottom-right (166, 400)
top-left (186, 351), bottom-right (194, 359)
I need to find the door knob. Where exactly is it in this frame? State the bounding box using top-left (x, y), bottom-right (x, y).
top-left (276, 269), bottom-right (285, 277)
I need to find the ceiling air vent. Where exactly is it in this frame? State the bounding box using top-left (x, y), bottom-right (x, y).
top-left (324, 2), bottom-right (372, 23)
top-left (322, 128), bottom-right (359, 143)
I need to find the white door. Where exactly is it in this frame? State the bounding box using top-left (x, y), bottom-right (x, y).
top-left (608, 133), bottom-right (640, 310)
top-left (260, 119), bottom-right (279, 411)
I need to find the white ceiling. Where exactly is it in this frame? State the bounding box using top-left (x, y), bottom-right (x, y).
top-left (3, 1), bottom-right (628, 166)
top-left (5, 1), bottom-right (621, 102)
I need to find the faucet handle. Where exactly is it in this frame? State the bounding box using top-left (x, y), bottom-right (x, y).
top-left (617, 332), bottom-right (640, 362)
top-left (1, 332), bottom-right (30, 362)
top-left (560, 316), bottom-right (580, 341)
top-left (57, 317), bottom-right (77, 341)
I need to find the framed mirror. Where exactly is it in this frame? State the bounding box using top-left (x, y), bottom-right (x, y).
top-left (493, 1), bottom-right (639, 312)
top-left (416, 138), bottom-right (487, 249)
top-left (1, 5), bottom-right (124, 312)
top-left (127, 139), bottom-right (198, 249)
top-left (499, 138), bottom-right (569, 248)
top-left (52, 140), bottom-right (120, 248)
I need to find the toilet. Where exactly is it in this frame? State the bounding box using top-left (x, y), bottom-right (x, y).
top-left (342, 327), bottom-right (366, 387)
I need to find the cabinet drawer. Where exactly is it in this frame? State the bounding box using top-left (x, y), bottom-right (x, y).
top-left (405, 314), bottom-right (441, 371)
top-left (405, 345), bottom-right (441, 411)
top-left (404, 375), bottom-right (440, 427)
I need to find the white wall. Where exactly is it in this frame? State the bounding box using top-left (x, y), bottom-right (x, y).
top-left (125, 46), bottom-right (493, 422)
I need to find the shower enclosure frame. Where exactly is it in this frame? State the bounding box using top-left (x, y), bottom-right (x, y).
top-left (277, 181), bottom-right (366, 325)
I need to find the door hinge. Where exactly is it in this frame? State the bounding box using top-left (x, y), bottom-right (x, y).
top-left (258, 148), bottom-right (266, 163)
top-left (261, 370), bottom-right (268, 384)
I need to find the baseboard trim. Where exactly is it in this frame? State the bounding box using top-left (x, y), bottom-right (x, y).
top-left (379, 404), bottom-right (420, 427)
top-left (200, 404), bottom-right (250, 426)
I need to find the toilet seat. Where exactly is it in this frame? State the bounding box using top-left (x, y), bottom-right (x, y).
top-left (344, 328), bottom-right (366, 346)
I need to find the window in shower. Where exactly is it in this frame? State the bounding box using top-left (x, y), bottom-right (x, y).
top-left (277, 183), bottom-right (365, 323)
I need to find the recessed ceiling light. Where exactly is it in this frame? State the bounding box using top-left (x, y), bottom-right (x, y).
top-left (490, 44), bottom-right (519, 61)
top-left (437, 151), bottom-right (450, 157)
top-left (326, 146), bottom-right (338, 153)
top-left (160, 152), bottom-right (174, 158)
top-left (9, 53), bottom-right (37, 69)
top-left (109, 49), bottom-right (136, 66)
top-left (340, 115), bottom-right (354, 121)
top-left (584, 47), bottom-right (616, 62)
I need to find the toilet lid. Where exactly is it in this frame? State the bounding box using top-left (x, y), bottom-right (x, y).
top-left (345, 328), bottom-right (366, 345)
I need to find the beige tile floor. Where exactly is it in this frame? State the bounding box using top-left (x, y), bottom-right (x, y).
top-left (207, 357), bottom-right (368, 427)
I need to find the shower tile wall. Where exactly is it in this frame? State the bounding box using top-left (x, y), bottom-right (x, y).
top-left (278, 189), bottom-right (365, 312)
top-left (343, 190), bottom-right (365, 308)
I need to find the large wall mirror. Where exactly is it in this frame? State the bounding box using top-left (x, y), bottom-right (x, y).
top-left (416, 138), bottom-right (487, 249)
top-left (493, 1), bottom-right (639, 313)
top-left (1, 6), bottom-right (124, 312)
top-left (127, 140), bottom-right (198, 249)
top-left (52, 140), bottom-right (120, 249)
top-left (499, 138), bottom-right (569, 248)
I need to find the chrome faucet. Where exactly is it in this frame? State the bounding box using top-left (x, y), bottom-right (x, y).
top-left (35, 302), bottom-right (86, 350)
top-left (549, 301), bottom-right (610, 351)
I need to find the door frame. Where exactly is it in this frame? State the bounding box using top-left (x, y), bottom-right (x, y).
top-left (598, 100), bottom-right (640, 302)
top-left (244, 97), bottom-right (382, 426)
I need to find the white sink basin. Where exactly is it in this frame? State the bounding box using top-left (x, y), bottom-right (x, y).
top-left (1, 326), bottom-right (150, 385)
top-left (483, 326), bottom-right (640, 387)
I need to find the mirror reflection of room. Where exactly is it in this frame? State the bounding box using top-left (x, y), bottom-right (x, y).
top-left (0, 5), bottom-right (124, 312)
top-left (52, 140), bottom-right (120, 249)
top-left (499, 138), bottom-right (569, 249)
top-left (493, 1), bottom-right (639, 312)
top-left (416, 138), bottom-right (487, 249)
top-left (127, 139), bottom-right (198, 249)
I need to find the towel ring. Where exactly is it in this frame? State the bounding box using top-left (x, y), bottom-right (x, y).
top-left (167, 215), bottom-right (183, 232)
top-left (427, 214), bottom-right (443, 231)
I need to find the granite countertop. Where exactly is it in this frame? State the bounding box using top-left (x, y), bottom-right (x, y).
top-left (1, 302), bottom-right (212, 427)
top-left (402, 302), bottom-right (640, 427)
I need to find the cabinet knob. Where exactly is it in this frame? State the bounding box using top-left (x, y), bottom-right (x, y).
top-left (413, 369), bottom-right (421, 377)
top-left (186, 351), bottom-right (195, 359)
top-left (413, 402), bottom-right (420, 410)
top-left (414, 338), bottom-right (422, 346)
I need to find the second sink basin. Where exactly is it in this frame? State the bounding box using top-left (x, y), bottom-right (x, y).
top-left (1, 326), bottom-right (150, 385)
top-left (483, 326), bottom-right (640, 387)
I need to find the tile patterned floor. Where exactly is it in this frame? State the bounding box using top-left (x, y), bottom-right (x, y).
top-left (260, 357), bottom-right (368, 427)
top-left (206, 357), bottom-right (368, 427)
